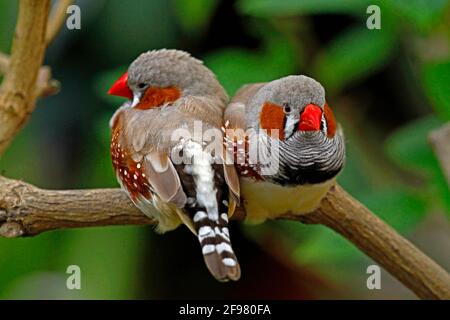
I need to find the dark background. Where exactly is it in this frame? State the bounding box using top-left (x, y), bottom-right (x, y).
top-left (0, 0), bottom-right (449, 299)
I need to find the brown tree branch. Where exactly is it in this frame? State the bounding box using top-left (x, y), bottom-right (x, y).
top-left (0, 51), bottom-right (60, 99)
top-left (0, 0), bottom-right (51, 155)
top-left (0, 176), bottom-right (151, 238)
top-left (0, 0), bottom-right (69, 156)
top-left (0, 52), bottom-right (8, 74)
top-left (429, 123), bottom-right (450, 187)
top-left (0, 175), bottom-right (449, 299)
top-left (0, 50), bottom-right (60, 98)
top-left (287, 185), bottom-right (450, 300)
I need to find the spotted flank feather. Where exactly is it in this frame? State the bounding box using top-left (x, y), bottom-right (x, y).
top-left (176, 140), bottom-right (241, 282)
top-left (222, 120), bottom-right (263, 181)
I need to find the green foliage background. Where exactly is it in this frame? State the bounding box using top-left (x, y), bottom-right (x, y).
top-left (0, 0), bottom-right (448, 299)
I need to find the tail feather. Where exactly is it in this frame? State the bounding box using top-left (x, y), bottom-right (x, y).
top-left (194, 208), bottom-right (240, 281)
top-left (175, 141), bottom-right (241, 282)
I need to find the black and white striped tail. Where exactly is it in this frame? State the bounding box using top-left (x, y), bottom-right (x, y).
top-left (193, 200), bottom-right (240, 282)
top-left (175, 140), bottom-right (240, 281)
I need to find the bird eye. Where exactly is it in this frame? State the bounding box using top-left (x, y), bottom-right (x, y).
top-left (137, 83), bottom-right (146, 89)
top-left (283, 103), bottom-right (291, 113)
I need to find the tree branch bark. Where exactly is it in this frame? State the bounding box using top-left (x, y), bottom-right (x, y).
top-left (0, 176), bottom-right (150, 238)
top-left (0, 175), bottom-right (449, 299)
top-left (0, 52), bottom-right (8, 74)
top-left (286, 185), bottom-right (450, 300)
top-left (0, 51), bottom-right (60, 99)
top-left (45, 0), bottom-right (73, 45)
top-left (0, 0), bottom-right (58, 156)
top-left (0, 0), bottom-right (70, 97)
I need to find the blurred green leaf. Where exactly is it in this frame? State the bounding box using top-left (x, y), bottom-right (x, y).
top-left (172, 0), bottom-right (219, 34)
top-left (385, 115), bottom-right (450, 214)
top-left (0, 233), bottom-right (58, 299)
top-left (313, 27), bottom-right (396, 93)
top-left (293, 226), bottom-right (363, 268)
top-left (56, 227), bottom-right (145, 299)
top-left (359, 188), bottom-right (427, 232)
top-left (94, 67), bottom-right (129, 105)
top-left (337, 141), bottom-right (378, 198)
top-left (385, 0), bottom-right (449, 33)
top-left (244, 221), bottom-right (365, 282)
top-left (204, 36), bottom-right (298, 95)
top-left (90, 0), bottom-right (178, 64)
top-left (238, 0), bottom-right (371, 17)
top-left (4, 271), bottom-right (85, 299)
top-left (293, 189), bottom-right (427, 278)
top-left (385, 115), bottom-right (443, 171)
top-left (89, 70), bottom-right (127, 188)
top-left (0, 121), bottom-right (45, 184)
top-left (77, 113), bottom-right (117, 188)
top-left (422, 60), bottom-right (450, 121)
top-left (0, 0), bottom-right (17, 52)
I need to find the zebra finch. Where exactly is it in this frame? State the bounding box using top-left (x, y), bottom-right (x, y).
top-left (224, 75), bottom-right (345, 223)
top-left (108, 49), bottom-right (241, 281)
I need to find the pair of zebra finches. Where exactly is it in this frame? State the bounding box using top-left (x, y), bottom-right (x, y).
top-left (108, 49), bottom-right (345, 282)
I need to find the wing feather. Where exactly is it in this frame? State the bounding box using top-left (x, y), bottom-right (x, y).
top-left (224, 82), bottom-right (265, 131)
top-left (144, 151), bottom-right (187, 208)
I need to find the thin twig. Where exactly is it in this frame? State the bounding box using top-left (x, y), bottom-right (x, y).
top-left (0, 175), bottom-right (449, 299)
top-left (0, 51), bottom-right (60, 98)
top-left (0, 0), bottom-right (73, 74)
top-left (45, 0), bottom-right (74, 45)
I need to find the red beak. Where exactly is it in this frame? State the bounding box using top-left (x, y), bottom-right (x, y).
top-left (108, 71), bottom-right (133, 99)
top-left (298, 104), bottom-right (322, 131)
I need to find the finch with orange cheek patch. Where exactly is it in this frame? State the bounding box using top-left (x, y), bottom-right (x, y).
top-left (108, 49), bottom-right (241, 282)
top-left (224, 75), bottom-right (345, 223)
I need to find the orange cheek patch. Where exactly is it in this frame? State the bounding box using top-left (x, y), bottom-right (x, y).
top-left (259, 102), bottom-right (286, 140)
top-left (135, 86), bottom-right (181, 110)
top-left (324, 102), bottom-right (337, 137)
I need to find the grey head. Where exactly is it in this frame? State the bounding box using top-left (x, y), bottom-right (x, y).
top-left (245, 75), bottom-right (345, 185)
top-left (127, 49), bottom-right (228, 106)
top-left (247, 75), bottom-right (326, 138)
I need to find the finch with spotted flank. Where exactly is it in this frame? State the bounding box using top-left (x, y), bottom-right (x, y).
top-left (108, 49), bottom-right (241, 282)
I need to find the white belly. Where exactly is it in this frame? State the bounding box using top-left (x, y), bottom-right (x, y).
top-left (240, 178), bottom-right (335, 224)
